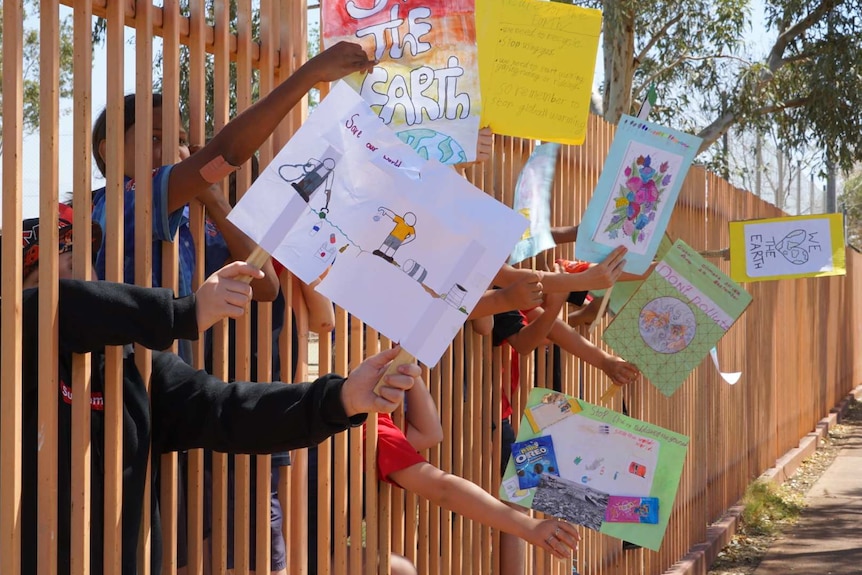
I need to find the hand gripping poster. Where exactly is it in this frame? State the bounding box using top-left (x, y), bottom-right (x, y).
top-left (322, 0), bottom-right (481, 164)
top-left (227, 82), bottom-right (526, 366)
top-left (602, 240), bottom-right (752, 396)
top-left (500, 388), bottom-right (689, 551)
top-left (590, 233), bottom-right (674, 316)
top-left (728, 213), bottom-right (846, 282)
top-left (575, 116), bottom-right (702, 274)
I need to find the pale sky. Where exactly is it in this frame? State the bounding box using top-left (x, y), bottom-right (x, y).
top-left (2, 5), bottom-right (144, 220)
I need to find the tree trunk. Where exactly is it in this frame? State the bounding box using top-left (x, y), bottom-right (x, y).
top-left (601, 0), bottom-right (636, 124)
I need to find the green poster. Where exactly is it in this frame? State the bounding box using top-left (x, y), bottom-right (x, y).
top-left (499, 388), bottom-right (690, 551)
top-left (603, 239), bottom-right (752, 396)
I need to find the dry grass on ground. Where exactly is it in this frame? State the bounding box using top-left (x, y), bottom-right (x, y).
top-left (708, 399), bottom-right (862, 575)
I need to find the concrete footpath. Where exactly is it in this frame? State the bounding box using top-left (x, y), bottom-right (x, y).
top-left (752, 389), bottom-right (862, 575)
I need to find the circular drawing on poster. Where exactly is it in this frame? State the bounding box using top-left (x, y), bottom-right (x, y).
top-left (396, 128), bottom-right (468, 165)
top-left (638, 297), bottom-right (697, 354)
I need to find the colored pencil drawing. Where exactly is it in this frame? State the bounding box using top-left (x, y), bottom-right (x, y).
top-left (604, 240), bottom-right (752, 396)
top-left (372, 207), bottom-right (417, 263)
top-left (603, 154), bottom-right (672, 245)
top-left (578, 120), bottom-right (700, 271)
top-left (638, 296), bottom-right (697, 354)
top-left (279, 155), bottom-right (338, 206)
top-left (592, 143), bottom-right (683, 254)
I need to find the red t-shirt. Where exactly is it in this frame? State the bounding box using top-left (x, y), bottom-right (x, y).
top-left (491, 310), bottom-right (528, 420)
top-left (502, 350), bottom-right (520, 420)
top-left (371, 413), bottom-right (427, 486)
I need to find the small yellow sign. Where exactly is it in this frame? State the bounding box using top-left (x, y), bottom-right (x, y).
top-left (728, 214), bottom-right (846, 282)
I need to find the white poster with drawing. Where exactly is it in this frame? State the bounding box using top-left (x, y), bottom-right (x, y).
top-left (227, 81), bottom-right (526, 366)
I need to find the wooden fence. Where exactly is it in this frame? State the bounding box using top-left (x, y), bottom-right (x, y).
top-left (2, 1), bottom-right (860, 574)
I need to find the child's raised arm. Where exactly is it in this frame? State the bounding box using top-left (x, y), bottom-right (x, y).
top-left (295, 273), bottom-right (336, 335)
top-left (389, 463), bottom-right (580, 560)
top-left (165, 42), bottom-right (376, 213)
top-left (505, 268), bottom-right (568, 355)
top-left (539, 246), bottom-right (628, 293)
top-left (403, 375), bottom-right (444, 452)
top-left (533, 314), bottom-right (640, 386)
top-left (468, 271), bottom-right (544, 319)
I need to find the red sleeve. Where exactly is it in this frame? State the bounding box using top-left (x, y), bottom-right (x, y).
top-left (374, 413), bottom-right (427, 485)
top-left (272, 258), bottom-right (285, 277)
top-left (556, 258), bottom-right (592, 274)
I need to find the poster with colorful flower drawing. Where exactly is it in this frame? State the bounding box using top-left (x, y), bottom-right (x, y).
top-left (575, 116), bottom-right (702, 274)
top-left (593, 143), bottom-right (684, 254)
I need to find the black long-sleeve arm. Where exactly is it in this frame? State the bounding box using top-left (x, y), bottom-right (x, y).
top-left (150, 351), bottom-right (365, 454)
top-left (35, 279), bottom-right (199, 353)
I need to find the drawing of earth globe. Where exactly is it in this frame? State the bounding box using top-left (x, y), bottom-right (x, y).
top-left (396, 128), bottom-right (468, 164)
top-left (638, 296), bottom-right (697, 354)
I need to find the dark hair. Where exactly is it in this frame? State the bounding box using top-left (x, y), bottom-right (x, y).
top-left (91, 93), bottom-right (164, 177)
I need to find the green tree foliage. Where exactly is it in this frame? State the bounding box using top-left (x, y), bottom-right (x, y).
top-left (142, 2), bottom-right (320, 139)
top-left (558, 0), bottom-right (862, 172)
top-left (0, 0), bottom-right (75, 154)
top-left (839, 172), bottom-right (862, 247)
top-left (150, 1), bottom-right (260, 141)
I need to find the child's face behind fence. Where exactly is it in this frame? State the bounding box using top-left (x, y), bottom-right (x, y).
top-left (121, 106), bottom-right (190, 178)
top-left (22, 251), bottom-right (77, 290)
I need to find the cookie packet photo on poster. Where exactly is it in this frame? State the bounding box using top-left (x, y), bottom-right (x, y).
top-left (512, 435), bottom-right (560, 489)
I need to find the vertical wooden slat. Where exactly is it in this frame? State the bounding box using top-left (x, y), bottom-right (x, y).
top-left (186, 1), bottom-right (208, 573)
top-left (231, 0), bottom-right (255, 571)
top-left (464, 328), bottom-right (480, 574)
top-left (450, 328), bottom-right (465, 574)
top-left (209, 0), bottom-right (231, 571)
top-left (101, 0), bottom-right (125, 570)
top-left (316, 331), bottom-right (333, 575)
top-left (133, 0), bottom-right (155, 571)
top-left (439, 349), bottom-right (453, 575)
top-left (36, 1), bottom-right (61, 572)
top-left (255, 327), bottom-right (275, 570)
top-left (1, 0), bottom-right (25, 570)
top-left (71, 2), bottom-right (94, 574)
top-left (365, 331), bottom-right (382, 575)
top-left (487, 340), bottom-right (501, 574)
top-left (285, 275), bottom-right (309, 575)
top-left (332, 307), bottom-right (348, 575)
top-left (348, 312), bottom-right (364, 575)
top-left (160, 0), bottom-right (182, 572)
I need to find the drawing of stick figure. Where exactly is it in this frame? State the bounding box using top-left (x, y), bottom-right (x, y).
top-left (372, 207), bottom-right (416, 264)
top-left (279, 157), bottom-right (336, 212)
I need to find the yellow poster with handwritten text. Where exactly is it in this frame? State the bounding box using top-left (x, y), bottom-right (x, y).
top-left (476, 0), bottom-right (601, 144)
